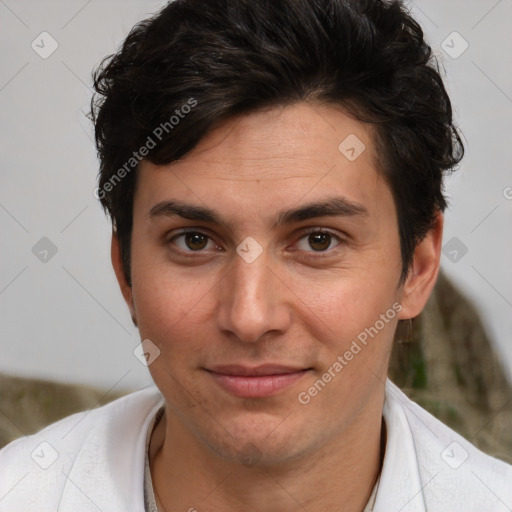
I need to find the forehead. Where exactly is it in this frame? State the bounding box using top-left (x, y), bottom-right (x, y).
top-left (134, 102), bottom-right (392, 225)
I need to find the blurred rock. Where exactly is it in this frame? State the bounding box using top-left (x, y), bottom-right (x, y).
top-left (0, 373), bottom-right (126, 449)
top-left (389, 270), bottom-right (512, 463)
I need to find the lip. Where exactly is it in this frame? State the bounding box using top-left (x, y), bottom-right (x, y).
top-left (205, 365), bottom-right (312, 398)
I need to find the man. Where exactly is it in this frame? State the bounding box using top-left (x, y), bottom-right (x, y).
top-left (1, 0), bottom-right (511, 510)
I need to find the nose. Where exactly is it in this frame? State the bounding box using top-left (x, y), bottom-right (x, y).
top-left (216, 248), bottom-right (291, 344)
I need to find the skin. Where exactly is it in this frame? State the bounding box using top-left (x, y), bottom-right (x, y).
top-left (111, 102), bottom-right (443, 512)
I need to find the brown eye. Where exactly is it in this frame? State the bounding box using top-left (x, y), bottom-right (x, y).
top-left (185, 233), bottom-right (208, 251)
top-left (308, 232), bottom-right (331, 251)
top-left (184, 233), bottom-right (208, 250)
top-left (295, 229), bottom-right (342, 254)
top-left (171, 231), bottom-right (214, 252)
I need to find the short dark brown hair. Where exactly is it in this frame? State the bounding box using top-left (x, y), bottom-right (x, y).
top-left (90, 0), bottom-right (464, 286)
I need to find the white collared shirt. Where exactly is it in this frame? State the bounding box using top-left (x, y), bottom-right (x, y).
top-left (1, 379), bottom-right (511, 511)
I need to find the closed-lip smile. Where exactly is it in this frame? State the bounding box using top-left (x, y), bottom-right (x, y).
top-left (205, 364), bottom-right (312, 397)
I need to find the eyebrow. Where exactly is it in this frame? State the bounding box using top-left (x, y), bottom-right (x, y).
top-left (148, 196), bottom-right (369, 229)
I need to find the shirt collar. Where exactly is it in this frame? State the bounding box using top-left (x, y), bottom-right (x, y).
top-left (373, 380), bottom-right (427, 512)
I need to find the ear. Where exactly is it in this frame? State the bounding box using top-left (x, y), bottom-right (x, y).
top-left (398, 211), bottom-right (444, 320)
top-left (111, 232), bottom-right (137, 326)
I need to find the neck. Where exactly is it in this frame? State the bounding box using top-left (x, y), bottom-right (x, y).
top-left (150, 398), bottom-right (385, 512)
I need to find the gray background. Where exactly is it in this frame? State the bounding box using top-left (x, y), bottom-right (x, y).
top-left (1, 0), bottom-right (511, 392)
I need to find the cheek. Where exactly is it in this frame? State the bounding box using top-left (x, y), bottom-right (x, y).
top-left (294, 277), bottom-right (400, 413)
top-left (290, 262), bottom-right (400, 346)
top-left (129, 245), bottom-right (217, 350)
top-left (133, 277), bottom-right (210, 339)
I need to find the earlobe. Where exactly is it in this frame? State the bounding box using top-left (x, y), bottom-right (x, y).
top-left (111, 232), bottom-right (137, 326)
top-left (398, 212), bottom-right (444, 320)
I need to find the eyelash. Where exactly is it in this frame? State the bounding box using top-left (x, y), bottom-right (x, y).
top-left (167, 227), bottom-right (345, 259)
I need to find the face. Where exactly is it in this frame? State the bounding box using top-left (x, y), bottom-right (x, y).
top-left (114, 102), bottom-right (440, 466)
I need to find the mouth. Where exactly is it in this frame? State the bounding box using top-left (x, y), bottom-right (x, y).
top-left (204, 365), bottom-right (313, 398)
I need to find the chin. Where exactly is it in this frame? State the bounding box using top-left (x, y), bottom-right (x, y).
top-left (198, 413), bottom-right (315, 468)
